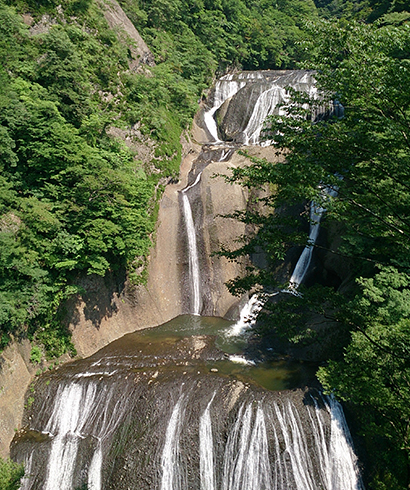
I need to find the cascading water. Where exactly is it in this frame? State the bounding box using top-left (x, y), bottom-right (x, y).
top-left (11, 71), bottom-right (363, 490)
top-left (199, 393), bottom-right (216, 490)
top-left (203, 74), bottom-right (248, 142)
top-left (161, 395), bottom-right (186, 490)
top-left (225, 294), bottom-right (265, 338)
top-left (202, 71), bottom-right (317, 146)
top-left (11, 321), bottom-right (363, 490)
top-left (289, 201), bottom-right (324, 289)
top-left (289, 185), bottom-right (339, 289)
top-left (181, 172), bottom-right (203, 315)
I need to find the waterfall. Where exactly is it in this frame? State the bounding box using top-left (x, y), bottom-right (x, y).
top-left (44, 383), bottom-right (97, 490)
top-left (12, 70), bottom-right (362, 490)
top-left (222, 403), bottom-right (272, 490)
top-left (12, 338), bottom-right (363, 490)
top-left (289, 201), bottom-right (324, 289)
top-left (181, 172), bottom-right (203, 315)
top-left (200, 394), bottom-right (216, 490)
top-left (241, 85), bottom-right (288, 145)
top-left (328, 396), bottom-right (364, 490)
top-left (274, 401), bottom-right (316, 490)
top-left (203, 71), bottom-right (317, 146)
top-left (88, 444), bottom-right (103, 490)
top-left (161, 395), bottom-right (186, 490)
top-left (225, 294), bottom-right (266, 338)
top-left (290, 185), bottom-right (338, 289)
top-left (158, 393), bottom-right (363, 490)
top-left (203, 75), bottom-right (247, 141)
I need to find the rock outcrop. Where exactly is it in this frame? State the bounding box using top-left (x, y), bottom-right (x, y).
top-left (101, 0), bottom-right (155, 70)
top-left (0, 341), bottom-right (36, 458)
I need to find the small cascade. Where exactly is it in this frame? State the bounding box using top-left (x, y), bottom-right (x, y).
top-left (181, 172), bottom-right (203, 315)
top-left (273, 401), bottom-right (317, 490)
top-left (225, 294), bottom-right (265, 338)
top-left (88, 445), bottom-right (103, 490)
top-left (161, 395), bottom-right (186, 490)
top-left (289, 201), bottom-right (324, 289)
top-left (289, 185), bottom-right (338, 290)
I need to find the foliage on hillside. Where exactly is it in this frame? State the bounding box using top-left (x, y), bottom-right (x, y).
top-left (118, 0), bottom-right (319, 70)
top-left (223, 20), bottom-right (410, 488)
top-left (314, 0), bottom-right (410, 22)
top-left (0, 457), bottom-right (24, 490)
top-left (0, 0), bottom-right (207, 357)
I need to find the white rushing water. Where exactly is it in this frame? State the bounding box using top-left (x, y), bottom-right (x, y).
top-left (274, 401), bottom-right (316, 490)
top-left (289, 185), bottom-right (338, 290)
top-left (203, 71), bottom-right (317, 146)
top-left (18, 378), bottom-right (362, 490)
top-left (161, 395), bottom-right (186, 490)
top-left (289, 201), bottom-right (324, 289)
top-left (225, 294), bottom-right (266, 338)
top-left (181, 172), bottom-right (203, 315)
top-left (44, 383), bottom-right (97, 490)
top-left (88, 444), bottom-right (103, 490)
top-left (26, 379), bottom-right (132, 490)
top-left (162, 394), bottom-right (362, 490)
top-left (203, 75), bottom-right (248, 142)
top-left (327, 396), bottom-right (364, 490)
top-left (200, 394), bottom-right (216, 490)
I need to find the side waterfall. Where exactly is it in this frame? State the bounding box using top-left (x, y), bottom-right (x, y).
top-left (290, 186), bottom-right (339, 289)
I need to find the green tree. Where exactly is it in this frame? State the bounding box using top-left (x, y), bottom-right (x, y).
top-left (0, 458), bottom-right (24, 490)
top-left (223, 20), bottom-right (410, 489)
top-left (0, 2), bottom-right (157, 356)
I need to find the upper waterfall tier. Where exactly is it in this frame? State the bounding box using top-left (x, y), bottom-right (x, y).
top-left (201, 70), bottom-right (317, 145)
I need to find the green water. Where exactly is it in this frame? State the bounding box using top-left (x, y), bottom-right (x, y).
top-left (121, 315), bottom-right (318, 391)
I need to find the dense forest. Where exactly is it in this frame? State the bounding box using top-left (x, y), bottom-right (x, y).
top-left (0, 0), bottom-right (409, 487)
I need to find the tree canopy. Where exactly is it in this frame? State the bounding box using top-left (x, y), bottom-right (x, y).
top-left (0, 0), bottom-right (183, 356)
top-left (223, 20), bottom-right (410, 489)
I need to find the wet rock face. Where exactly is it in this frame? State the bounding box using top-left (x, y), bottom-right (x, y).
top-left (199, 70), bottom-right (317, 145)
top-left (11, 328), bottom-right (362, 490)
top-left (217, 81), bottom-right (274, 141)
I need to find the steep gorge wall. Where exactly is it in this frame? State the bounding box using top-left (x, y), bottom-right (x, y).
top-left (68, 140), bottom-right (257, 358)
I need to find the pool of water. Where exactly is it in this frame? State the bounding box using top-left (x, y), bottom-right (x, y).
top-left (97, 315), bottom-right (318, 392)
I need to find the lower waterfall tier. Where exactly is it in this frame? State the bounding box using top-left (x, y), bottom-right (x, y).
top-left (12, 316), bottom-right (363, 490)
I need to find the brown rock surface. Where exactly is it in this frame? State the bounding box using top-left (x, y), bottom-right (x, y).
top-left (67, 143), bottom-right (260, 357)
top-left (0, 341), bottom-right (34, 457)
top-left (101, 0), bottom-right (155, 70)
